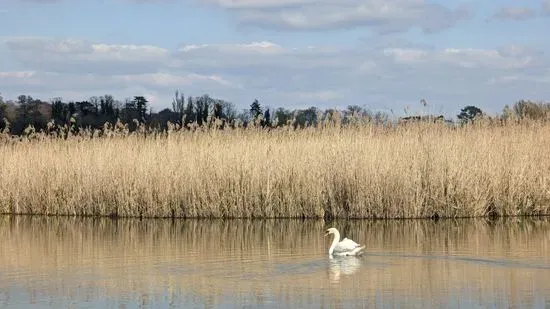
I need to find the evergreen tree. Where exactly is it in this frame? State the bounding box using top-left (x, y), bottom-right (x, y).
top-left (133, 96), bottom-right (148, 123)
top-left (250, 99), bottom-right (262, 120)
top-left (172, 90), bottom-right (185, 124)
top-left (51, 97), bottom-right (66, 124)
top-left (457, 105), bottom-right (483, 123)
top-left (184, 96), bottom-right (195, 125)
top-left (68, 102), bottom-right (77, 117)
top-left (263, 108), bottom-right (271, 127)
top-left (274, 108), bottom-right (292, 127)
top-left (213, 101), bottom-right (224, 119)
top-left (104, 95), bottom-right (115, 118)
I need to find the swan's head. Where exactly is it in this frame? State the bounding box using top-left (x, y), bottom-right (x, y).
top-left (325, 227), bottom-right (338, 236)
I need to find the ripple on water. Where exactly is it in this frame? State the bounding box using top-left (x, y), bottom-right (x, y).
top-left (1, 217), bottom-right (550, 308)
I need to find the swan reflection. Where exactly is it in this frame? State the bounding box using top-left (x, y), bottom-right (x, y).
top-left (328, 255), bottom-right (362, 283)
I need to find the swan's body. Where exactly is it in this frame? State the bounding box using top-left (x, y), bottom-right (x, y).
top-left (325, 227), bottom-right (365, 256)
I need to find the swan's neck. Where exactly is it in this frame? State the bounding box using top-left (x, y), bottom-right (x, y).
top-left (329, 230), bottom-right (341, 255)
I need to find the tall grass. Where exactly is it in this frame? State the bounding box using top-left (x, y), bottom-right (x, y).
top-left (0, 120), bottom-right (549, 218)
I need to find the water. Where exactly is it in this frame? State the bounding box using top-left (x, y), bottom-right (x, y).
top-left (1, 216), bottom-right (550, 308)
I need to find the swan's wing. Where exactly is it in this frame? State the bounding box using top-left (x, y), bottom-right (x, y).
top-left (341, 237), bottom-right (360, 247)
top-left (333, 238), bottom-right (361, 253)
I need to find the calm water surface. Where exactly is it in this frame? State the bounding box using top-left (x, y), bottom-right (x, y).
top-left (1, 216), bottom-right (550, 308)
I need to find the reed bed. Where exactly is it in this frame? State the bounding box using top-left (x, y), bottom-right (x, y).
top-left (0, 120), bottom-right (549, 218)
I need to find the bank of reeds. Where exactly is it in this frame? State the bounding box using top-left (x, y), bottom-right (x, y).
top-left (0, 119), bottom-right (549, 218)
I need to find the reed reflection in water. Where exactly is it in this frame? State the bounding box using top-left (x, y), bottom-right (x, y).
top-left (1, 216), bottom-right (550, 308)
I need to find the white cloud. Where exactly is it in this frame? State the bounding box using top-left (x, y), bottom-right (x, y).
top-left (490, 7), bottom-right (536, 21)
top-left (2, 36), bottom-right (550, 116)
top-left (488, 75), bottom-right (520, 85)
top-left (383, 48), bottom-right (427, 63)
top-left (18, 0), bottom-right (60, 2)
top-left (294, 90), bottom-right (344, 101)
top-left (4, 37), bottom-right (170, 75)
top-left (0, 71), bottom-right (37, 78)
top-left (172, 41), bottom-right (347, 75)
top-left (201, 0), bottom-right (472, 33)
top-left (202, 0), bottom-right (319, 9)
top-left (179, 41), bottom-right (285, 54)
top-left (383, 46), bottom-right (537, 70)
top-left (543, 0), bottom-right (550, 14)
top-left (441, 48), bottom-right (535, 70)
top-left (112, 72), bottom-right (233, 87)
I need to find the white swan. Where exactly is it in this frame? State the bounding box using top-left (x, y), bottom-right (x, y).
top-left (325, 227), bottom-right (365, 256)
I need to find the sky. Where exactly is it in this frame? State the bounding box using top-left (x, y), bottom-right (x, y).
top-left (1, 0), bottom-right (550, 118)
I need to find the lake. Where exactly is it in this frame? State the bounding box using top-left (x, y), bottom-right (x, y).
top-left (1, 216), bottom-right (549, 308)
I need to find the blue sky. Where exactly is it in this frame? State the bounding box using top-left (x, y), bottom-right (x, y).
top-left (1, 0), bottom-right (550, 118)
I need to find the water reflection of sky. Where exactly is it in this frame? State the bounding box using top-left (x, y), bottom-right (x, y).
top-left (1, 216), bottom-right (550, 308)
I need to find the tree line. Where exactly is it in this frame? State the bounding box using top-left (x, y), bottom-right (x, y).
top-left (0, 91), bottom-right (549, 136)
top-left (0, 91), bottom-right (390, 135)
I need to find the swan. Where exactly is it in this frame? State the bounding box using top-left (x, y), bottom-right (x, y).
top-left (324, 227), bottom-right (365, 256)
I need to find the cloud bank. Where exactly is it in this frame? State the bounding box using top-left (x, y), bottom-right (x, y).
top-left (201, 0), bottom-right (473, 33)
top-left (2, 36), bottom-right (549, 116)
top-left (491, 7), bottom-right (536, 21)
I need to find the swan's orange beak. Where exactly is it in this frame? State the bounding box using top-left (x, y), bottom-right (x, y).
top-left (324, 230), bottom-right (330, 236)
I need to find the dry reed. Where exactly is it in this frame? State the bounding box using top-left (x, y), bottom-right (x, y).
top-left (0, 120), bottom-right (549, 218)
